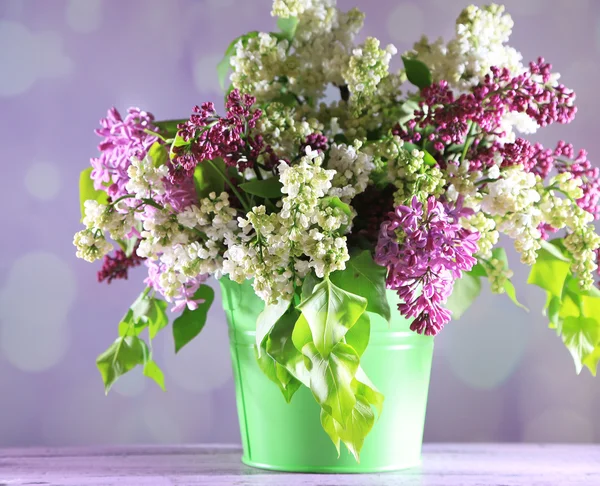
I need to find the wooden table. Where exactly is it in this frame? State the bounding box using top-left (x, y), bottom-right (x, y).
top-left (1, 444), bottom-right (598, 485)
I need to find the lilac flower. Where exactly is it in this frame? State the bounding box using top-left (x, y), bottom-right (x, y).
top-left (91, 107), bottom-right (158, 198)
top-left (97, 247), bottom-right (144, 284)
top-left (394, 58), bottom-right (576, 171)
top-left (554, 142), bottom-right (600, 219)
top-left (171, 90), bottom-right (263, 180)
top-left (144, 260), bottom-right (209, 312)
top-left (375, 196), bottom-right (480, 336)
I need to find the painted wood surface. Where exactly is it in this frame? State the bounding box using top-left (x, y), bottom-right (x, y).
top-left (1, 444), bottom-right (599, 485)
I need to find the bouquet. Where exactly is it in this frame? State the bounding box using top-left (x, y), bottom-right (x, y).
top-left (74, 1), bottom-right (600, 459)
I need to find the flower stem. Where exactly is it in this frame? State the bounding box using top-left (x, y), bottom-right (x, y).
top-left (460, 121), bottom-right (476, 163)
top-left (205, 158), bottom-right (251, 213)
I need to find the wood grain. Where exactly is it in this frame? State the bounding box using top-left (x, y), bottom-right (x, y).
top-left (0, 444), bottom-right (598, 485)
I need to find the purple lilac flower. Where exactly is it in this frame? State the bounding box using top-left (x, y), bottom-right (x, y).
top-left (375, 196), bottom-right (480, 336)
top-left (170, 90), bottom-right (263, 181)
top-left (97, 247), bottom-right (144, 284)
top-left (394, 58), bottom-right (576, 171)
top-left (300, 133), bottom-right (329, 155)
top-left (91, 107), bottom-right (158, 198)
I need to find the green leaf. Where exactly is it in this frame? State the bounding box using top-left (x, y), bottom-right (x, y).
top-left (445, 272), bottom-right (481, 319)
top-left (148, 142), bottom-right (168, 168)
top-left (266, 309), bottom-right (310, 388)
top-left (402, 57), bottom-right (433, 89)
top-left (561, 316), bottom-right (600, 374)
top-left (194, 158), bottom-right (226, 200)
top-left (79, 167), bottom-right (108, 220)
top-left (255, 347), bottom-right (302, 403)
top-left (143, 359), bottom-right (166, 391)
top-left (302, 341), bottom-right (359, 426)
top-left (468, 262), bottom-right (487, 278)
top-left (352, 367), bottom-right (384, 418)
top-left (344, 313), bottom-right (370, 357)
top-left (169, 132), bottom-right (191, 161)
top-left (546, 293), bottom-right (562, 330)
top-left (172, 285), bottom-right (215, 353)
top-left (239, 178), bottom-right (283, 199)
top-left (276, 16), bottom-right (299, 42)
top-left (321, 196), bottom-right (353, 221)
top-left (583, 346), bottom-right (600, 376)
top-left (148, 299), bottom-right (169, 340)
top-left (301, 271), bottom-right (321, 301)
top-left (255, 298), bottom-right (291, 352)
top-left (490, 248), bottom-right (528, 311)
top-left (397, 99), bottom-right (420, 126)
top-left (154, 119), bottom-right (186, 138)
top-left (217, 31), bottom-right (260, 91)
top-left (131, 290), bottom-right (153, 322)
top-left (504, 280), bottom-right (528, 311)
top-left (320, 410), bottom-right (341, 456)
top-left (402, 142), bottom-right (437, 167)
top-left (116, 236), bottom-right (139, 258)
top-left (540, 239), bottom-right (570, 262)
top-left (333, 395), bottom-right (375, 462)
top-left (298, 278), bottom-right (367, 357)
top-left (96, 336), bottom-right (149, 393)
top-left (291, 313), bottom-right (313, 353)
top-left (528, 247), bottom-right (571, 297)
top-left (118, 289), bottom-right (167, 338)
top-left (329, 250), bottom-right (391, 323)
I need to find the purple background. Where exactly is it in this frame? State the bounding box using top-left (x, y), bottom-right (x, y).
top-left (0, 0), bottom-right (599, 447)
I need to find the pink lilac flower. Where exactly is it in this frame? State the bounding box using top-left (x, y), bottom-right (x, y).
top-left (97, 247), bottom-right (144, 284)
top-left (144, 260), bottom-right (209, 312)
top-left (375, 196), bottom-right (480, 336)
top-left (538, 223), bottom-right (558, 241)
top-left (91, 107), bottom-right (158, 198)
top-left (160, 176), bottom-right (198, 212)
top-left (171, 90), bottom-right (263, 180)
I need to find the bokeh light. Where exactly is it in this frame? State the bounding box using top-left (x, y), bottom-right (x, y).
top-left (24, 162), bottom-right (61, 201)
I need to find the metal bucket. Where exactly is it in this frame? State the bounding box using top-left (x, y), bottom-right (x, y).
top-left (220, 277), bottom-right (434, 473)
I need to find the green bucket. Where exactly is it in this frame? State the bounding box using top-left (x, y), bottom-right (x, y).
top-left (220, 277), bottom-right (434, 473)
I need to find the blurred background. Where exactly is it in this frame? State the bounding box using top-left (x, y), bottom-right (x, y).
top-left (0, 0), bottom-right (599, 447)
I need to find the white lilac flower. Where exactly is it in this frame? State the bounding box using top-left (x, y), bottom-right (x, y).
top-left (73, 229), bottom-right (112, 263)
top-left (409, 4), bottom-right (523, 90)
top-left (82, 200), bottom-right (135, 241)
top-left (125, 155), bottom-right (169, 198)
top-left (461, 212), bottom-right (499, 260)
top-left (327, 141), bottom-right (374, 202)
top-left (223, 149), bottom-right (350, 303)
top-left (564, 227), bottom-right (600, 289)
top-left (230, 33), bottom-right (289, 102)
top-left (271, 0), bottom-right (312, 18)
top-left (343, 37), bottom-right (397, 114)
top-left (486, 258), bottom-right (514, 294)
top-left (387, 140), bottom-right (445, 206)
top-left (482, 166), bottom-right (542, 264)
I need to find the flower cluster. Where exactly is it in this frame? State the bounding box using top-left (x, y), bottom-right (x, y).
top-left (327, 140), bottom-right (374, 202)
top-left (343, 37), bottom-right (397, 114)
top-left (172, 90), bottom-right (263, 179)
top-left (75, 1), bottom-right (600, 404)
top-left (409, 4), bottom-right (522, 89)
top-left (223, 149), bottom-right (350, 303)
top-left (90, 107), bottom-right (157, 198)
top-left (375, 197), bottom-right (479, 335)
